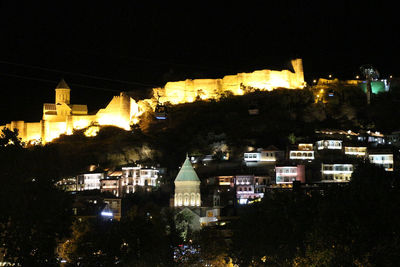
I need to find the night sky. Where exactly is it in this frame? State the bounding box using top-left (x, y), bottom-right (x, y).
top-left (0, 2), bottom-right (398, 123)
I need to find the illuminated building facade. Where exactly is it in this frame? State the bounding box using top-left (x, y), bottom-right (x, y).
top-left (275, 165), bottom-right (305, 184)
top-left (321, 164), bottom-right (353, 182)
top-left (289, 143), bottom-right (315, 160)
top-left (174, 156), bottom-right (201, 207)
top-left (77, 171), bottom-right (105, 191)
top-left (368, 153), bottom-right (394, 171)
top-left (316, 140), bottom-right (343, 150)
top-left (1, 79), bottom-right (141, 143)
top-left (100, 178), bottom-right (120, 196)
top-left (244, 146), bottom-right (284, 165)
top-left (236, 175), bottom-right (269, 204)
top-left (120, 166), bottom-right (159, 194)
top-left (344, 146), bottom-right (367, 157)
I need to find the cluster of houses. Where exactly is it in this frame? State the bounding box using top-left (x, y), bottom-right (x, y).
top-left (208, 129), bottom-right (397, 205)
top-left (56, 129), bottom-right (398, 228)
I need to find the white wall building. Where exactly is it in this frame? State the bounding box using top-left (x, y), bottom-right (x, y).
top-left (316, 140), bottom-right (343, 150)
top-left (77, 172), bottom-right (105, 191)
top-left (321, 164), bottom-right (353, 182)
top-left (120, 166), bottom-right (159, 194)
top-left (244, 146), bottom-right (284, 165)
top-left (289, 143), bottom-right (315, 160)
top-left (369, 153), bottom-right (394, 171)
top-left (344, 146), bottom-right (367, 157)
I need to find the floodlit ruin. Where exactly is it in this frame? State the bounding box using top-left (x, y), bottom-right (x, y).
top-left (153, 58), bottom-right (304, 104)
top-left (1, 59), bottom-right (305, 143)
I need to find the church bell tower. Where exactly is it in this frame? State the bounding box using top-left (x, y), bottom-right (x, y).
top-left (55, 78), bottom-right (71, 104)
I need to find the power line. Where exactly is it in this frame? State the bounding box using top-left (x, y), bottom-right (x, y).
top-left (0, 72), bottom-right (122, 93)
top-left (0, 60), bottom-right (159, 88)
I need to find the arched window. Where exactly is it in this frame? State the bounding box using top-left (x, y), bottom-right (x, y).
top-left (196, 193), bottom-right (201, 206)
top-left (178, 193), bottom-right (183, 206)
top-left (190, 193), bottom-right (196, 206)
top-left (184, 193), bottom-right (190, 206)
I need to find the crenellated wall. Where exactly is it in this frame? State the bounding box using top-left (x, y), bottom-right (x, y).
top-left (154, 58), bottom-right (305, 104)
top-left (1, 59), bottom-right (305, 144)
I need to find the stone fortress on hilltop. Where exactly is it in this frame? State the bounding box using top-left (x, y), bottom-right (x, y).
top-left (1, 59), bottom-right (305, 143)
top-left (1, 79), bottom-right (138, 143)
top-left (153, 58), bottom-right (304, 104)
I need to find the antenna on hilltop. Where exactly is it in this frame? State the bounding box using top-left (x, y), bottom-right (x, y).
top-left (360, 64), bottom-right (379, 105)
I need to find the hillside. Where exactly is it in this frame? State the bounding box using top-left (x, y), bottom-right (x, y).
top-left (16, 85), bottom-right (398, 181)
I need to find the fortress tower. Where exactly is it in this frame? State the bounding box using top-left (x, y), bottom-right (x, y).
top-left (291, 58), bottom-right (304, 87)
top-left (55, 78), bottom-right (71, 105)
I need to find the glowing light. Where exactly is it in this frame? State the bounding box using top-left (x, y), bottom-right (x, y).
top-left (132, 117), bottom-right (139, 124)
top-left (84, 126), bottom-right (100, 137)
top-left (101, 211), bottom-right (113, 217)
top-left (97, 115), bottom-right (130, 130)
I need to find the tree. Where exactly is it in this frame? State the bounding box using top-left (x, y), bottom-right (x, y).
top-left (0, 128), bottom-right (23, 148)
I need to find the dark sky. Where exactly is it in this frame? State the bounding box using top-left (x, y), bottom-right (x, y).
top-left (0, 1), bottom-right (398, 123)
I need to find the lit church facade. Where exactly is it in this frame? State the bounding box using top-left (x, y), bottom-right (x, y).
top-left (0, 79), bottom-right (140, 143)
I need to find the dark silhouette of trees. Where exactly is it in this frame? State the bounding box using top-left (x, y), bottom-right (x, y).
top-left (230, 163), bottom-right (400, 266)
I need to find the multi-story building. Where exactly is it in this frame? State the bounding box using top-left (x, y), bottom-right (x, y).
top-left (321, 164), bottom-right (353, 182)
top-left (120, 166), bottom-right (159, 194)
top-left (275, 165), bottom-right (305, 184)
top-left (100, 178), bottom-right (120, 196)
top-left (289, 143), bottom-right (315, 160)
top-left (368, 152), bottom-right (394, 171)
top-left (100, 170), bottom-right (122, 196)
top-left (344, 146), bottom-right (367, 157)
top-left (235, 175), bottom-right (269, 204)
top-left (316, 140), bottom-right (343, 150)
top-left (244, 146), bottom-right (284, 165)
top-left (77, 171), bottom-right (105, 191)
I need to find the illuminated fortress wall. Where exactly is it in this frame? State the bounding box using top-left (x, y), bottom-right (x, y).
top-left (0, 80), bottom-right (139, 143)
top-left (0, 59), bottom-right (304, 143)
top-left (154, 58), bottom-right (304, 104)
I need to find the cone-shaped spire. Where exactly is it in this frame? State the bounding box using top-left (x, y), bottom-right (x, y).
top-left (56, 78), bottom-right (70, 90)
top-left (175, 155), bottom-right (200, 182)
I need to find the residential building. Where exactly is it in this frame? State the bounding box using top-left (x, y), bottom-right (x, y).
top-left (100, 178), bottom-right (120, 196)
top-left (368, 152), bottom-right (394, 171)
top-left (236, 175), bottom-right (269, 204)
top-left (321, 164), bottom-right (353, 182)
top-left (275, 165), bottom-right (305, 184)
top-left (77, 171), bottom-right (105, 191)
top-left (120, 166), bottom-right (159, 194)
top-left (244, 145), bottom-right (284, 165)
top-left (316, 140), bottom-right (342, 150)
top-left (344, 146), bottom-right (367, 157)
top-left (289, 143), bottom-right (315, 160)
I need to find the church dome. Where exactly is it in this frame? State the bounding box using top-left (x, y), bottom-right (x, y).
top-left (175, 156), bottom-right (200, 182)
